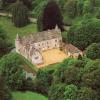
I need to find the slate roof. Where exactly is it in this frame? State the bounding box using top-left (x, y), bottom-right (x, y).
top-left (21, 29), bottom-right (61, 44)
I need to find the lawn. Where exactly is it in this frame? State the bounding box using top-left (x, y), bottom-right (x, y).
top-left (12, 91), bottom-right (48, 100)
top-left (0, 16), bottom-right (37, 44)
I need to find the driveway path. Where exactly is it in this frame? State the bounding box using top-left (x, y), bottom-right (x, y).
top-left (0, 12), bottom-right (37, 23)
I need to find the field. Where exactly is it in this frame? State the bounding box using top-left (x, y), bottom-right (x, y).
top-left (0, 16), bottom-right (37, 44)
top-left (12, 91), bottom-right (48, 100)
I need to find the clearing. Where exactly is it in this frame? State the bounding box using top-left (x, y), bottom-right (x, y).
top-left (12, 91), bottom-right (48, 100)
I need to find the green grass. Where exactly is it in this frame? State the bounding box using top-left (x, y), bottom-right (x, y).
top-left (0, 16), bottom-right (37, 44)
top-left (12, 91), bottom-right (48, 100)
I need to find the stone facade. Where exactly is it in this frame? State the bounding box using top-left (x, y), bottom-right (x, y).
top-left (64, 44), bottom-right (83, 58)
top-left (15, 25), bottom-right (62, 65)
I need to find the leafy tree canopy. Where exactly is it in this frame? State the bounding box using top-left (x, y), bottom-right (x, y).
top-left (0, 53), bottom-right (26, 90)
top-left (67, 18), bottom-right (100, 50)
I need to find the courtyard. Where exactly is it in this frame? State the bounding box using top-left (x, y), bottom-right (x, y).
top-left (37, 49), bottom-right (67, 68)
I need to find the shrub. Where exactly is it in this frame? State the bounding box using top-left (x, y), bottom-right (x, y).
top-left (11, 0), bottom-right (29, 27)
top-left (48, 84), bottom-right (65, 100)
top-left (77, 87), bottom-right (98, 100)
top-left (86, 43), bottom-right (100, 60)
top-left (64, 84), bottom-right (78, 100)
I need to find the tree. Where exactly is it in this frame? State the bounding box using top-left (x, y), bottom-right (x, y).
top-left (22, 78), bottom-right (34, 91)
top-left (76, 0), bottom-right (84, 16)
top-left (48, 84), bottom-right (65, 100)
top-left (86, 43), bottom-right (100, 60)
top-left (64, 0), bottom-right (77, 18)
top-left (77, 87), bottom-right (98, 100)
top-left (78, 54), bottom-right (83, 60)
top-left (0, 26), bottom-right (12, 58)
top-left (41, 0), bottom-right (64, 31)
top-left (53, 58), bottom-right (78, 83)
top-left (56, 0), bottom-right (66, 11)
top-left (64, 84), bottom-right (78, 100)
top-left (64, 67), bottom-right (80, 85)
top-left (83, 0), bottom-right (94, 14)
top-left (81, 59), bottom-right (100, 97)
top-left (96, 8), bottom-right (100, 19)
top-left (94, 0), bottom-right (100, 7)
top-left (82, 59), bottom-right (100, 74)
top-left (21, 0), bottom-right (33, 10)
top-left (82, 68), bottom-right (100, 92)
top-left (0, 53), bottom-right (25, 90)
top-left (0, 76), bottom-right (11, 100)
top-left (37, 9), bottom-right (44, 31)
top-left (11, 0), bottom-right (29, 27)
top-left (3, 0), bottom-right (32, 9)
top-left (67, 18), bottom-right (100, 50)
top-left (34, 69), bottom-right (53, 94)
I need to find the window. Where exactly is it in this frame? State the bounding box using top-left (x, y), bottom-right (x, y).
top-left (55, 40), bottom-right (57, 42)
top-left (59, 40), bottom-right (62, 43)
top-left (35, 56), bottom-right (39, 59)
top-left (48, 46), bottom-right (49, 49)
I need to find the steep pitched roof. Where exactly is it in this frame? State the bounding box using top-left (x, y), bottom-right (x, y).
top-left (22, 65), bottom-right (36, 75)
top-left (66, 44), bottom-right (82, 53)
top-left (22, 29), bottom-right (61, 44)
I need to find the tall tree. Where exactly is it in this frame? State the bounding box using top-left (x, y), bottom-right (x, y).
top-left (64, 0), bottom-right (77, 18)
top-left (86, 43), bottom-right (100, 60)
top-left (67, 18), bottom-right (100, 50)
top-left (0, 26), bottom-right (12, 58)
top-left (3, 0), bottom-right (32, 9)
top-left (41, 0), bottom-right (64, 31)
top-left (0, 76), bottom-right (11, 100)
top-left (83, 0), bottom-right (94, 14)
top-left (76, 0), bottom-right (84, 16)
top-left (0, 53), bottom-right (25, 90)
top-left (11, 0), bottom-right (29, 27)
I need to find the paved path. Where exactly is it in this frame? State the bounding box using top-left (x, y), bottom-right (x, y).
top-left (0, 12), bottom-right (70, 30)
top-left (0, 12), bottom-right (37, 23)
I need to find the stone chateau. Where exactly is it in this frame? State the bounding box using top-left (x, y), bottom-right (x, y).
top-left (15, 25), bottom-right (63, 65)
top-left (15, 25), bottom-right (83, 66)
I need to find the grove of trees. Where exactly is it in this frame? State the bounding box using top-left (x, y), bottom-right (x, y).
top-left (67, 17), bottom-right (100, 50)
top-left (0, 0), bottom-right (100, 100)
top-left (86, 43), bottom-right (100, 59)
top-left (0, 26), bottom-right (12, 58)
top-left (0, 53), bottom-right (25, 90)
top-left (0, 76), bottom-right (11, 100)
top-left (37, 0), bottom-right (64, 31)
top-left (11, 0), bottom-right (29, 27)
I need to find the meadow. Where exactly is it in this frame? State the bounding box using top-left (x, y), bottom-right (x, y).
top-left (0, 16), bottom-right (37, 44)
top-left (12, 91), bottom-right (48, 100)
